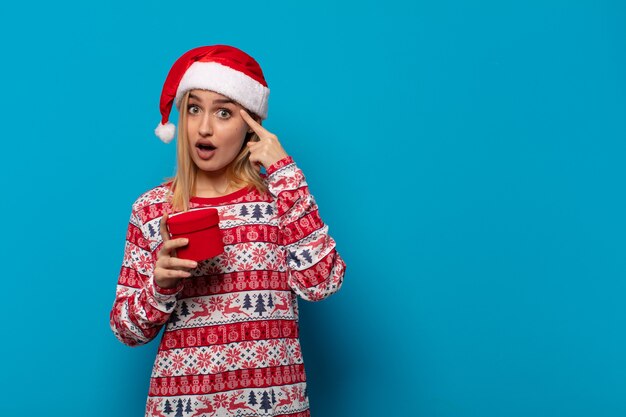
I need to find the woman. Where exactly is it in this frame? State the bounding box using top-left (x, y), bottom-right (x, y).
top-left (110, 44), bottom-right (346, 417)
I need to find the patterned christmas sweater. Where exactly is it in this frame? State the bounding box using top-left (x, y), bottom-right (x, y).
top-left (110, 156), bottom-right (346, 417)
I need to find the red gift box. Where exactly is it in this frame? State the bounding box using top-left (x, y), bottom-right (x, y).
top-left (166, 208), bottom-right (224, 261)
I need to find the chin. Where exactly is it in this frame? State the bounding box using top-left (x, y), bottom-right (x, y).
top-left (196, 162), bottom-right (227, 173)
top-left (193, 157), bottom-right (231, 173)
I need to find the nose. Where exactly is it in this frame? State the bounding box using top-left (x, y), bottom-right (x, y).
top-left (198, 113), bottom-right (212, 136)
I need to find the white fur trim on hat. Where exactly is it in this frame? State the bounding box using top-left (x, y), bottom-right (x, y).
top-left (155, 122), bottom-right (176, 143)
top-left (175, 61), bottom-right (269, 119)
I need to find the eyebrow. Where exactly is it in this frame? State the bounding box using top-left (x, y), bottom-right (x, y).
top-left (188, 93), bottom-right (236, 105)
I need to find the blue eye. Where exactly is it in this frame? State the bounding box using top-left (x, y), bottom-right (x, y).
top-left (216, 109), bottom-right (231, 119)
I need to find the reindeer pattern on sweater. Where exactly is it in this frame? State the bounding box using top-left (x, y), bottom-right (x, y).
top-left (110, 156), bottom-right (346, 417)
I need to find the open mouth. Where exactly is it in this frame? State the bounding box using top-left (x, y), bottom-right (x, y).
top-left (197, 143), bottom-right (216, 151)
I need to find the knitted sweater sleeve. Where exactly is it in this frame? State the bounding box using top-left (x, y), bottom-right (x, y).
top-left (109, 205), bottom-right (183, 347)
top-left (266, 156), bottom-right (346, 302)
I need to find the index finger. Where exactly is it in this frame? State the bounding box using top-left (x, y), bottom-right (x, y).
top-left (239, 109), bottom-right (270, 137)
top-left (157, 238), bottom-right (189, 258)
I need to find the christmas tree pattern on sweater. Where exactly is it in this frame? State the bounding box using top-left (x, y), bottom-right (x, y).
top-left (110, 156), bottom-right (346, 417)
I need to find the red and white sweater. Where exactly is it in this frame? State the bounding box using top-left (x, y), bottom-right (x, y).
top-left (110, 156), bottom-right (346, 417)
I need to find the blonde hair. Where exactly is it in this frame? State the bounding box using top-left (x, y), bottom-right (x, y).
top-left (166, 90), bottom-right (268, 212)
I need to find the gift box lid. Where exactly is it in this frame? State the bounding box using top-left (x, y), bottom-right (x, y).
top-left (166, 208), bottom-right (220, 235)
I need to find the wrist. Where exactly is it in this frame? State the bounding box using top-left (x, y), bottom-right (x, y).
top-left (153, 277), bottom-right (183, 294)
top-left (266, 155), bottom-right (294, 175)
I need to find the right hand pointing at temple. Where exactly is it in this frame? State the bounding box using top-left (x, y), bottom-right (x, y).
top-left (154, 213), bottom-right (198, 289)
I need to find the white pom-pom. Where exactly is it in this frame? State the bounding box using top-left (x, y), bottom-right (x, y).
top-left (155, 122), bottom-right (176, 143)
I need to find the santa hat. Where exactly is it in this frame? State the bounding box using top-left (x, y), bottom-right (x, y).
top-left (155, 45), bottom-right (270, 143)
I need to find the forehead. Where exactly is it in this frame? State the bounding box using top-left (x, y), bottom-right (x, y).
top-left (188, 89), bottom-right (238, 104)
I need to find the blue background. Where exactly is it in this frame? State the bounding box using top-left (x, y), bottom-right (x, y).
top-left (1, 1), bottom-right (625, 416)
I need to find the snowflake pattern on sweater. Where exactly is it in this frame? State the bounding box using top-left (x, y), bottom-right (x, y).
top-left (110, 156), bottom-right (346, 417)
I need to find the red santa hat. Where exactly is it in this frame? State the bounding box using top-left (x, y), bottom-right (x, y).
top-left (155, 45), bottom-right (270, 143)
